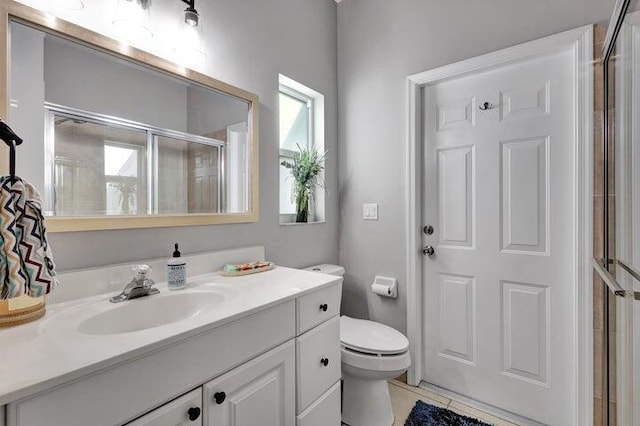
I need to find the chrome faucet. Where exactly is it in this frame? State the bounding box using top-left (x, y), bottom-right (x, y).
top-left (110, 265), bottom-right (159, 303)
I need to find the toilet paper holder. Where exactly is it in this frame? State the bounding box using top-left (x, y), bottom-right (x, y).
top-left (371, 276), bottom-right (398, 298)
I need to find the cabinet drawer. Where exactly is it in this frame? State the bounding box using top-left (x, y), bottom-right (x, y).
top-left (203, 341), bottom-right (295, 426)
top-left (296, 381), bottom-right (340, 426)
top-left (296, 316), bottom-right (341, 413)
top-left (296, 283), bottom-right (341, 335)
top-left (127, 388), bottom-right (202, 426)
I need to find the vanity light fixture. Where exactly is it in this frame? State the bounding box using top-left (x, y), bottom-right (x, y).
top-left (112, 0), bottom-right (153, 42)
top-left (174, 0), bottom-right (205, 63)
top-left (182, 0), bottom-right (200, 26)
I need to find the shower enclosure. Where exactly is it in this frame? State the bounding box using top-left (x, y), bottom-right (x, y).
top-left (595, 1), bottom-right (640, 424)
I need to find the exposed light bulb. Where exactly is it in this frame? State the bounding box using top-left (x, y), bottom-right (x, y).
top-left (112, 0), bottom-right (153, 42)
top-left (184, 8), bottom-right (199, 26)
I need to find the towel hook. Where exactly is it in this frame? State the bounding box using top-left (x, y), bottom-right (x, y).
top-left (479, 101), bottom-right (495, 111)
top-left (0, 119), bottom-right (23, 182)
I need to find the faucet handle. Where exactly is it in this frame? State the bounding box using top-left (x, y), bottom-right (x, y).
top-left (133, 264), bottom-right (151, 277)
top-left (133, 265), bottom-right (156, 289)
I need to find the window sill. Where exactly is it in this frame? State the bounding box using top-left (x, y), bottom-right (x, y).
top-left (279, 220), bottom-right (326, 227)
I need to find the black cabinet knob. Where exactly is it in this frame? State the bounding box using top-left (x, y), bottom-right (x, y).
top-left (214, 391), bottom-right (226, 405)
top-left (320, 358), bottom-right (329, 367)
top-left (187, 407), bottom-right (201, 421)
top-left (319, 303), bottom-right (328, 312)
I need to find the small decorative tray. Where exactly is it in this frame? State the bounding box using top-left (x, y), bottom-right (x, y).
top-left (219, 261), bottom-right (275, 277)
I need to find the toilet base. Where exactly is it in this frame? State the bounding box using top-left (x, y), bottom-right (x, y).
top-left (341, 374), bottom-right (394, 426)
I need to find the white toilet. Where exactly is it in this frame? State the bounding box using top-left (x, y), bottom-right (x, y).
top-left (305, 264), bottom-right (411, 426)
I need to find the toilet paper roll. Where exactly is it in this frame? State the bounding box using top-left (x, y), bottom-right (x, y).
top-left (371, 275), bottom-right (398, 298)
top-left (371, 283), bottom-right (393, 297)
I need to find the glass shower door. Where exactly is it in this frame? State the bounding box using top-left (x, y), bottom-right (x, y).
top-left (601, 7), bottom-right (640, 425)
top-left (596, 3), bottom-right (640, 425)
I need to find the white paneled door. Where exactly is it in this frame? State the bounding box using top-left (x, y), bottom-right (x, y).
top-left (421, 49), bottom-right (575, 425)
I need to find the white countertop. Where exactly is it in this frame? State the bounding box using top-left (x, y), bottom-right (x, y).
top-left (0, 266), bottom-right (341, 406)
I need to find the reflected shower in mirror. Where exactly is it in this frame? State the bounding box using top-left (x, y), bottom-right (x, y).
top-left (9, 21), bottom-right (250, 217)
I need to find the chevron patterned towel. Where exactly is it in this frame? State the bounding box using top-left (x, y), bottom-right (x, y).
top-left (0, 176), bottom-right (59, 299)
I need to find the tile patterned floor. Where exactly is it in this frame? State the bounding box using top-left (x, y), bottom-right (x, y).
top-left (388, 380), bottom-right (519, 426)
top-left (342, 379), bottom-right (520, 426)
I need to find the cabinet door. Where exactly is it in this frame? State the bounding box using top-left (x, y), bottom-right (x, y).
top-left (127, 388), bottom-right (202, 426)
top-left (203, 340), bottom-right (295, 426)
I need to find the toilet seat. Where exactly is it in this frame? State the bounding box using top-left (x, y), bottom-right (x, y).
top-left (341, 345), bottom-right (411, 375)
top-left (340, 316), bottom-right (409, 356)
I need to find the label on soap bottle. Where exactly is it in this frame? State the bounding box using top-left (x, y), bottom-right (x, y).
top-left (167, 263), bottom-right (186, 289)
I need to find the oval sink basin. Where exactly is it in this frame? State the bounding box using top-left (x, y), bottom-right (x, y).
top-left (77, 292), bottom-right (225, 336)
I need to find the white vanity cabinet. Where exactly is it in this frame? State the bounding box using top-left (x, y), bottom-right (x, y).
top-left (4, 280), bottom-right (342, 426)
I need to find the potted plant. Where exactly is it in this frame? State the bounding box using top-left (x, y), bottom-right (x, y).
top-left (280, 144), bottom-right (326, 223)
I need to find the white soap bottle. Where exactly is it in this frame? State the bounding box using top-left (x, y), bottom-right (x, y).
top-left (167, 243), bottom-right (187, 290)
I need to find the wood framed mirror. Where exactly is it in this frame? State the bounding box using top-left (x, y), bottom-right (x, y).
top-left (0, 1), bottom-right (259, 232)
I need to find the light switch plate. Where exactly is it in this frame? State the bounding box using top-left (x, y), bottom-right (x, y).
top-left (363, 203), bottom-right (378, 220)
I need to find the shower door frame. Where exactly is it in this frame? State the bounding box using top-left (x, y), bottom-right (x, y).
top-left (608, 7), bottom-right (640, 426)
top-left (404, 25), bottom-right (594, 425)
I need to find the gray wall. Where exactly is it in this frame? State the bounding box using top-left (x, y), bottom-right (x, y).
top-left (27, 0), bottom-right (339, 271)
top-left (337, 0), bottom-right (616, 333)
top-left (44, 36), bottom-right (188, 132)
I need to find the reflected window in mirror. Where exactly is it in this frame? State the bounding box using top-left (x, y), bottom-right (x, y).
top-left (104, 143), bottom-right (144, 216)
top-left (278, 75), bottom-right (326, 224)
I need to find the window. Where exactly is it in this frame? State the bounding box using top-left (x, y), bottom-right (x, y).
top-left (279, 88), bottom-right (312, 215)
top-left (104, 142), bottom-right (145, 215)
top-left (45, 104), bottom-right (225, 217)
top-left (278, 75), bottom-right (325, 224)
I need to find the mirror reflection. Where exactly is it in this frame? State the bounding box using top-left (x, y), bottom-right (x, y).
top-left (9, 21), bottom-right (250, 217)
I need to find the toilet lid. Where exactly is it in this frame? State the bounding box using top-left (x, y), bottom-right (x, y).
top-left (340, 316), bottom-right (409, 355)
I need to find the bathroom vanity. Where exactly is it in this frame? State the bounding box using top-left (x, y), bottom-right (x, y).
top-left (0, 248), bottom-right (342, 426)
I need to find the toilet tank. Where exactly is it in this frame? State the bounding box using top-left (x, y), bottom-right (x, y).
top-left (304, 264), bottom-right (345, 277)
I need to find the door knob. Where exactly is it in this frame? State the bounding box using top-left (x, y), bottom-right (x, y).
top-left (422, 245), bottom-right (435, 256)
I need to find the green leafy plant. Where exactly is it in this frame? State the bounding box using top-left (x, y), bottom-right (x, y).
top-left (108, 177), bottom-right (138, 215)
top-left (280, 144), bottom-right (326, 222)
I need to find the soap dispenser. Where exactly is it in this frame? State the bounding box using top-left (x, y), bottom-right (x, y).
top-left (167, 243), bottom-right (187, 290)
